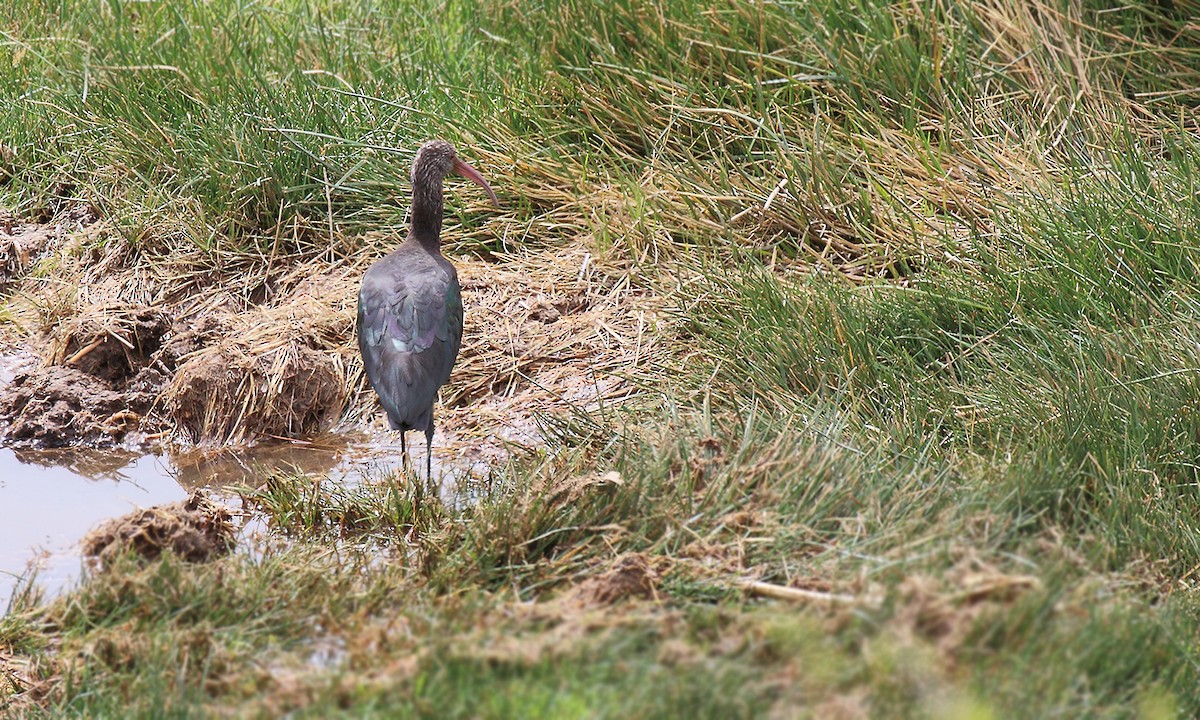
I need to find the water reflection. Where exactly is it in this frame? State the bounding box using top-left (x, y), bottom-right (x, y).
top-left (171, 432), bottom-right (399, 489)
top-left (0, 448), bottom-right (187, 606)
top-left (8, 446), bottom-right (146, 480)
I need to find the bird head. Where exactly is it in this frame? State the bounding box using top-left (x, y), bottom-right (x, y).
top-left (412, 140), bottom-right (499, 208)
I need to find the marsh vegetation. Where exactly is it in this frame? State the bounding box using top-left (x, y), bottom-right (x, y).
top-left (3, 0), bottom-right (1200, 715)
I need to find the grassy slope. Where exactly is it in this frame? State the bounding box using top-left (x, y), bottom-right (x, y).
top-left (4, 0), bottom-right (1200, 716)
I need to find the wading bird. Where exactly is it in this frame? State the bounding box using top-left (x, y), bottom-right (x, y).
top-left (357, 140), bottom-right (498, 481)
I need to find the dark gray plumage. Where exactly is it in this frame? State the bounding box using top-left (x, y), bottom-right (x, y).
top-left (357, 139), bottom-right (498, 480)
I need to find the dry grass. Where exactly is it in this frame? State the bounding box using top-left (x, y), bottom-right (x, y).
top-left (47, 304), bottom-right (168, 382)
top-left (0, 204), bottom-right (658, 462)
top-left (0, 650), bottom-right (52, 717)
top-left (436, 243), bottom-right (660, 463)
top-left (162, 271), bottom-right (358, 443)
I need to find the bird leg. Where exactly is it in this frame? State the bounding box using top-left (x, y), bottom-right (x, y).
top-left (398, 429), bottom-right (426, 504)
top-left (424, 422), bottom-right (435, 488)
top-left (399, 430), bottom-right (409, 473)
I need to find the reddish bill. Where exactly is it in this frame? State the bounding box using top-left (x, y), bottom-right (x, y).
top-left (453, 158), bottom-right (499, 208)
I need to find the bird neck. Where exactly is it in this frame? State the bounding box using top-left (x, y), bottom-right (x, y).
top-left (409, 174), bottom-right (445, 251)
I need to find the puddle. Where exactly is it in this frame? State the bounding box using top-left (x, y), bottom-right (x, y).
top-left (0, 345), bottom-right (512, 610)
top-left (0, 448), bottom-right (187, 605)
top-left (170, 432), bottom-right (406, 489)
top-left (0, 428), bottom-right (503, 608)
top-left (0, 435), bottom-right (427, 609)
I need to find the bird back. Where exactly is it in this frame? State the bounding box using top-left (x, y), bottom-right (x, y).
top-left (357, 246), bottom-right (463, 432)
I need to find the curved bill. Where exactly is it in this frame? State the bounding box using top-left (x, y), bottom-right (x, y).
top-left (453, 158), bottom-right (500, 208)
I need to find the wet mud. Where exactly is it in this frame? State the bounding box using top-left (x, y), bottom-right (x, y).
top-left (0, 311), bottom-right (350, 448)
top-left (83, 491), bottom-right (236, 567)
top-left (0, 211), bottom-right (650, 606)
top-left (166, 341), bottom-right (345, 443)
top-left (0, 366), bottom-right (141, 446)
top-left (0, 438), bottom-right (403, 603)
top-left (0, 306), bottom-right (181, 446)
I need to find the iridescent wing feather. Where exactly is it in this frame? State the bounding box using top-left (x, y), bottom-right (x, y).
top-left (357, 255), bottom-right (463, 432)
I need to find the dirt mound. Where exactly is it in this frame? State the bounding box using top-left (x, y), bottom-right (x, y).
top-left (160, 273), bottom-right (355, 444)
top-left (571, 553), bottom-right (659, 606)
top-left (48, 305), bottom-right (169, 383)
top-left (891, 558), bottom-right (1040, 660)
top-left (0, 223), bottom-right (56, 289)
top-left (0, 217), bottom-right (651, 456)
top-left (82, 491), bottom-right (236, 567)
top-left (0, 303), bottom-right (177, 446)
top-left (0, 273), bottom-right (352, 447)
top-left (166, 341), bottom-right (346, 444)
top-left (0, 366), bottom-right (143, 446)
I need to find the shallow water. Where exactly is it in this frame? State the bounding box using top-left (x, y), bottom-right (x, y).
top-left (0, 436), bottom-right (413, 608)
top-left (0, 349), bottom-right (495, 608)
top-left (0, 448), bottom-right (187, 605)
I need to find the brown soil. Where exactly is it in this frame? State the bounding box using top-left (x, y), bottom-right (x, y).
top-left (889, 555), bottom-right (1040, 662)
top-left (0, 208), bottom-right (657, 463)
top-left (0, 366), bottom-right (143, 446)
top-left (82, 491), bottom-right (236, 567)
top-left (48, 305), bottom-right (170, 383)
top-left (0, 303), bottom-right (177, 446)
top-left (167, 342), bottom-right (345, 443)
top-left (570, 552), bottom-right (660, 606)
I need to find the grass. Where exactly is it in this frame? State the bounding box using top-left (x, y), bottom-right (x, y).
top-left (4, 0), bottom-right (1200, 716)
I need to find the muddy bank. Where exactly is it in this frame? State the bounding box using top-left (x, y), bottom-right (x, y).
top-left (1, 306), bottom-right (169, 446)
top-left (0, 308), bottom-right (223, 446)
top-left (0, 292), bottom-right (347, 448)
top-left (0, 210), bottom-right (657, 458)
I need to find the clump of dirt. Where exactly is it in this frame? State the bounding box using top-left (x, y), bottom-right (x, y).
top-left (166, 341), bottom-right (346, 444)
top-left (0, 292), bottom-right (245, 447)
top-left (0, 366), bottom-right (142, 446)
top-left (0, 303), bottom-right (176, 446)
top-left (1, 247), bottom-right (356, 447)
top-left (159, 271), bottom-right (357, 444)
top-left (571, 553), bottom-right (660, 606)
top-left (890, 557), bottom-right (1040, 660)
top-left (82, 491), bottom-right (236, 567)
top-left (0, 223), bottom-right (56, 289)
top-left (48, 305), bottom-right (169, 383)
